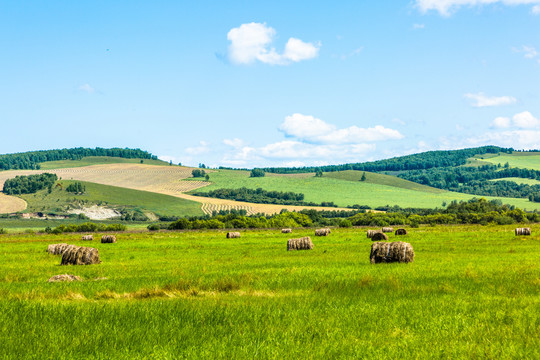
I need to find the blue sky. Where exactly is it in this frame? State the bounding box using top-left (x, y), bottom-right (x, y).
top-left (0, 0), bottom-right (539, 167)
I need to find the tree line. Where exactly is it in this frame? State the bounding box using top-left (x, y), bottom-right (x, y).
top-left (0, 147), bottom-right (157, 171)
top-left (220, 146), bottom-right (511, 174)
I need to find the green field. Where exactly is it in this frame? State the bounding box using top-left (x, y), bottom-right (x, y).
top-left (19, 180), bottom-right (202, 218)
top-left (39, 156), bottom-right (170, 170)
top-left (200, 170), bottom-right (540, 210)
top-left (490, 177), bottom-right (540, 186)
top-left (0, 226), bottom-right (538, 359)
top-left (478, 153), bottom-right (540, 170)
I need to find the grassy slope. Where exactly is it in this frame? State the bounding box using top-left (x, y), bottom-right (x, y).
top-left (478, 153), bottom-right (540, 170)
top-left (0, 226), bottom-right (538, 359)
top-left (19, 180), bottom-right (203, 217)
top-left (39, 156), bottom-right (170, 170)
top-left (200, 170), bottom-right (540, 210)
top-left (490, 177), bottom-right (540, 186)
top-left (324, 170), bottom-right (444, 193)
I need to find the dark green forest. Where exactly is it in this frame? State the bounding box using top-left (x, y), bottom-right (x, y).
top-left (0, 147), bottom-right (157, 171)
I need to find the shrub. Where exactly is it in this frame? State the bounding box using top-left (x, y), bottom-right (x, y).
top-left (339, 219), bottom-right (352, 228)
top-left (250, 169), bottom-right (265, 178)
top-left (147, 224), bottom-right (160, 231)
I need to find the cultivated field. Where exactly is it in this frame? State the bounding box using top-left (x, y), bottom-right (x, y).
top-left (0, 193), bottom-right (26, 213)
top-left (0, 225), bottom-right (538, 359)
top-left (38, 156), bottom-right (170, 170)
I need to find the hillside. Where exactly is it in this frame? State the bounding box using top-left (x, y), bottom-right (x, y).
top-left (39, 156), bottom-right (169, 170)
top-left (478, 152), bottom-right (540, 170)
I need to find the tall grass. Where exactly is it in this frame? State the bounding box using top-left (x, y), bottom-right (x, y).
top-left (0, 225), bottom-right (538, 359)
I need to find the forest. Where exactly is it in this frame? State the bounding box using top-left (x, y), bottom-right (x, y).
top-left (2, 173), bottom-right (58, 195)
top-left (0, 147), bottom-right (157, 170)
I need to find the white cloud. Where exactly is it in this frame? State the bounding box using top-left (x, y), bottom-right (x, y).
top-left (227, 23), bottom-right (320, 65)
top-left (522, 45), bottom-right (538, 58)
top-left (491, 116), bottom-right (511, 128)
top-left (416, 0), bottom-right (540, 16)
top-left (279, 113), bottom-right (404, 144)
top-left (464, 92), bottom-right (517, 107)
top-left (512, 111), bottom-right (540, 128)
top-left (532, 4), bottom-right (540, 13)
top-left (78, 84), bottom-right (95, 93)
top-left (223, 138), bottom-right (245, 148)
top-left (185, 141), bottom-right (210, 155)
top-left (467, 130), bottom-right (540, 149)
top-left (413, 23), bottom-right (426, 29)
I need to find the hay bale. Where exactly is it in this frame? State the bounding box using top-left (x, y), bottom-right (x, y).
top-left (515, 227), bottom-right (531, 236)
top-left (281, 228), bottom-right (292, 234)
top-left (61, 246), bottom-right (101, 265)
top-left (101, 235), bottom-right (117, 243)
top-left (46, 243), bottom-right (72, 255)
top-left (226, 232), bottom-right (241, 239)
top-left (48, 274), bottom-right (82, 282)
top-left (382, 227), bottom-right (394, 233)
top-left (371, 232), bottom-right (388, 241)
top-left (81, 235), bottom-right (93, 241)
top-left (395, 228), bottom-right (407, 236)
top-left (366, 230), bottom-right (378, 238)
top-left (315, 228), bottom-right (331, 236)
top-left (370, 241), bottom-right (414, 264)
top-left (287, 236), bottom-right (314, 251)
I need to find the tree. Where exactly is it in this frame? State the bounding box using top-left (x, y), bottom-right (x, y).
top-left (360, 172), bottom-right (367, 181)
top-left (192, 169), bottom-right (206, 178)
top-left (205, 174), bottom-right (210, 181)
top-left (315, 170), bottom-right (323, 177)
top-left (250, 168), bottom-right (265, 178)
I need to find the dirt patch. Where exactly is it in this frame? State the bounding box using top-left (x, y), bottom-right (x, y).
top-left (68, 205), bottom-right (121, 220)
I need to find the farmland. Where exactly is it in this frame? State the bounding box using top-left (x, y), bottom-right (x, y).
top-left (38, 156), bottom-right (170, 170)
top-left (0, 225), bottom-right (538, 358)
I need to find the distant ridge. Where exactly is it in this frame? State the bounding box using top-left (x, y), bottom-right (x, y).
top-left (221, 146), bottom-right (514, 173)
top-left (0, 147), bottom-right (157, 171)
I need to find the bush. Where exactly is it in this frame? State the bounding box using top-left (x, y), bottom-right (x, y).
top-left (0, 228), bottom-right (7, 235)
top-left (339, 219), bottom-right (352, 228)
top-left (147, 224), bottom-right (160, 231)
top-left (250, 169), bottom-right (265, 178)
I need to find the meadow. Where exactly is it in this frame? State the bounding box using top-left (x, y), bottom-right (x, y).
top-left (0, 225), bottom-right (538, 359)
top-left (479, 153), bottom-right (540, 170)
top-left (199, 169), bottom-right (540, 211)
top-left (19, 180), bottom-right (203, 218)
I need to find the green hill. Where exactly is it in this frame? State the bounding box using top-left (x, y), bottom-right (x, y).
top-left (478, 153), bottom-right (540, 170)
top-left (39, 156), bottom-right (169, 170)
top-left (197, 169), bottom-right (540, 210)
top-left (20, 180), bottom-right (202, 217)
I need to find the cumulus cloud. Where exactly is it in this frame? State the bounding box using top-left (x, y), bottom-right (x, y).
top-left (185, 141), bottom-right (210, 155)
top-left (467, 130), bottom-right (540, 149)
top-left (227, 23), bottom-right (320, 65)
top-left (279, 113), bottom-right (404, 144)
top-left (78, 84), bottom-right (95, 93)
top-left (464, 92), bottom-right (517, 107)
top-left (512, 111), bottom-right (540, 128)
top-left (491, 116), bottom-right (511, 128)
top-left (223, 138), bottom-right (245, 148)
top-left (416, 0), bottom-right (540, 16)
top-left (532, 4), bottom-right (540, 13)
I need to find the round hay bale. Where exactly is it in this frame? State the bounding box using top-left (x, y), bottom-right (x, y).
top-left (395, 228), bottom-right (407, 236)
top-left (370, 241), bottom-right (414, 264)
top-left (287, 236), bottom-right (314, 251)
top-left (61, 246), bottom-right (101, 265)
top-left (315, 228), bottom-right (330, 236)
top-left (371, 232), bottom-right (388, 241)
top-left (226, 232), bottom-right (241, 239)
top-left (101, 235), bottom-right (117, 243)
top-left (281, 228), bottom-right (292, 234)
top-left (46, 243), bottom-right (71, 255)
top-left (382, 227), bottom-right (394, 233)
top-left (48, 274), bottom-right (82, 282)
top-left (81, 235), bottom-right (93, 241)
top-left (366, 230), bottom-right (378, 238)
top-left (515, 227), bottom-right (531, 236)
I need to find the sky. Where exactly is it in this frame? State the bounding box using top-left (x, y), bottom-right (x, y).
top-left (0, 0), bottom-right (539, 168)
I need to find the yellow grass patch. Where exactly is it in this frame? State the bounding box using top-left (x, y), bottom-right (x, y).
top-left (0, 193), bottom-right (27, 214)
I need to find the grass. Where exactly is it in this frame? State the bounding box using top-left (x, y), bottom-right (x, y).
top-left (478, 153), bottom-right (540, 170)
top-left (0, 225), bottom-right (538, 359)
top-left (18, 180), bottom-right (203, 217)
top-left (200, 169), bottom-right (540, 210)
top-left (38, 156), bottom-right (170, 170)
top-left (490, 177), bottom-right (540, 186)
